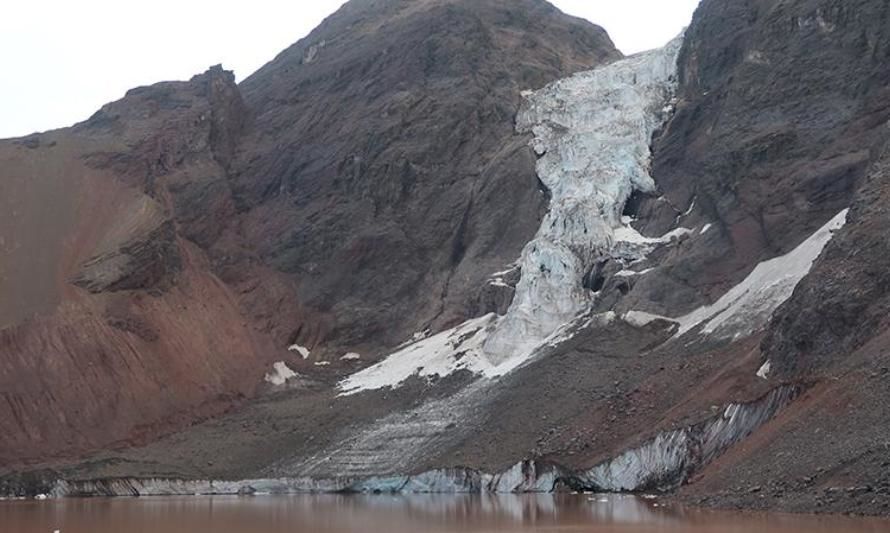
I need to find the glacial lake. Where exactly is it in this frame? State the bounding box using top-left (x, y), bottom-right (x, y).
top-left (2, 494), bottom-right (888, 533)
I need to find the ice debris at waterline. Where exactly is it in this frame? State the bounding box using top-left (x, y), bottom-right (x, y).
top-left (340, 34), bottom-right (686, 395)
top-left (32, 387), bottom-right (794, 498)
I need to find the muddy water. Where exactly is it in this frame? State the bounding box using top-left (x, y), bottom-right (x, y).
top-left (2, 494), bottom-right (888, 533)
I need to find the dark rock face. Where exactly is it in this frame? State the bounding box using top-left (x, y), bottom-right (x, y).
top-left (620, 0), bottom-right (890, 317)
top-left (764, 142), bottom-right (890, 376)
top-left (748, 0), bottom-right (890, 377)
top-left (642, 0), bottom-right (890, 513)
top-left (648, 0), bottom-right (890, 371)
top-left (0, 0), bottom-right (617, 466)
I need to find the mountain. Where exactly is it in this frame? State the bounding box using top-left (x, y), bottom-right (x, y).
top-left (0, 0), bottom-right (617, 466)
top-left (2, 0), bottom-right (890, 516)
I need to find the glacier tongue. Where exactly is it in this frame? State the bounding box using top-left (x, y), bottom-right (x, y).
top-left (482, 35), bottom-right (684, 363)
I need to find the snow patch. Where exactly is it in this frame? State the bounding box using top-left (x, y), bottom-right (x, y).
top-left (264, 362), bottom-right (298, 386)
top-left (341, 352), bottom-right (361, 361)
top-left (491, 265), bottom-right (519, 278)
top-left (700, 223), bottom-right (713, 235)
top-left (622, 311), bottom-right (674, 328)
top-left (615, 268), bottom-right (655, 278)
top-left (673, 209), bottom-right (848, 340)
top-left (339, 315), bottom-right (499, 395)
top-left (339, 311), bottom-right (613, 395)
top-left (757, 360), bottom-right (772, 380)
top-left (288, 344), bottom-right (311, 359)
top-left (613, 225), bottom-right (692, 246)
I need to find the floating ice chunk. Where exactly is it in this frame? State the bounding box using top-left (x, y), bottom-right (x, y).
top-left (264, 362), bottom-right (298, 386)
top-left (757, 360), bottom-right (772, 380)
top-left (673, 209), bottom-right (848, 340)
top-left (288, 344), bottom-right (311, 359)
top-left (341, 352), bottom-right (361, 361)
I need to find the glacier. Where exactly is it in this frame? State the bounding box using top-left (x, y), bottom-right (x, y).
top-left (482, 34), bottom-right (684, 364)
top-left (341, 35), bottom-right (685, 394)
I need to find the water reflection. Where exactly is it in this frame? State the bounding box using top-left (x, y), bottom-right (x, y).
top-left (2, 494), bottom-right (889, 533)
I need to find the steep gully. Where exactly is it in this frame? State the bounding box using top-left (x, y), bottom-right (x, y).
top-left (7, 30), bottom-right (846, 498)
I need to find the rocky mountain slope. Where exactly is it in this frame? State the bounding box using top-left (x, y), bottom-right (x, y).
top-left (2, 0), bottom-right (890, 516)
top-left (0, 0), bottom-right (617, 466)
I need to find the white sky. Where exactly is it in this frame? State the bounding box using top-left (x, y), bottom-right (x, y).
top-left (0, 0), bottom-right (699, 139)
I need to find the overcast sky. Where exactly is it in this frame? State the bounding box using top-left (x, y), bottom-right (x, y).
top-left (0, 0), bottom-right (699, 139)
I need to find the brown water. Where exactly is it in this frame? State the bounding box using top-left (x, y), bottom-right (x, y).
top-left (2, 494), bottom-right (888, 533)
